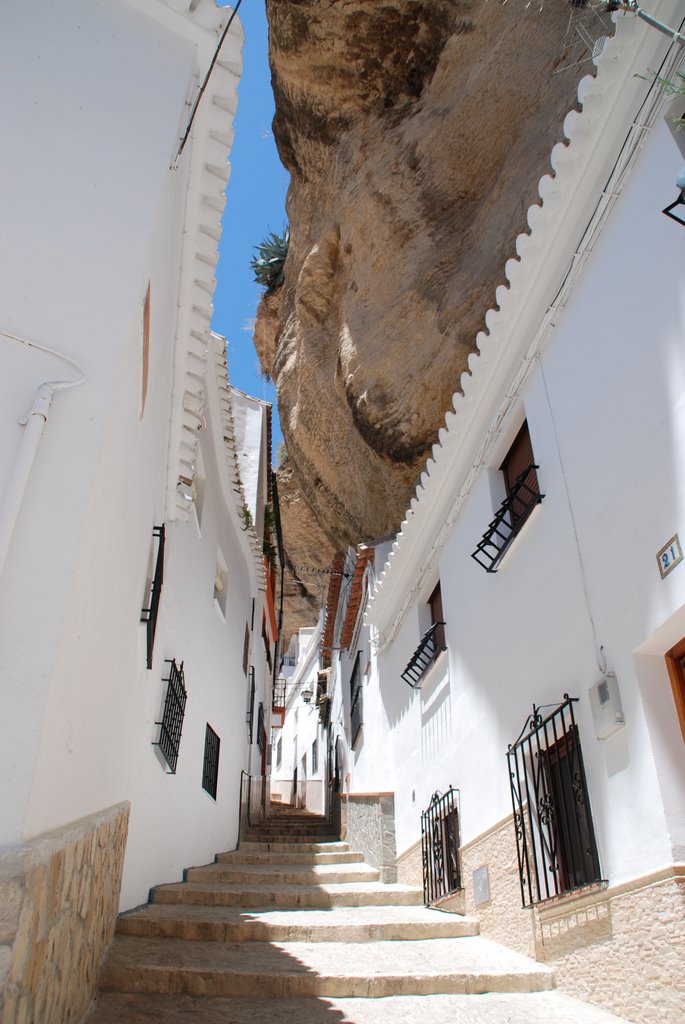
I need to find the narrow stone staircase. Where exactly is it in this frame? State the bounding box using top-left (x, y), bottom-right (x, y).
top-left (86, 806), bottom-right (632, 1023)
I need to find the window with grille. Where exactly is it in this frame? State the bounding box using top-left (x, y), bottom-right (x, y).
top-left (421, 787), bottom-right (461, 905)
top-left (141, 525), bottom-right (165, 670)
top-left (350, 652), bottom-right (363, 747)
top-left (246, 666), bottom-right (255, 743)
top-left (153, 658), bottom-right (187, 773)
top-left (312, 736), bottom-right (318, 775)
top-left (202, 723), bottom-right (220, 800)
top-left (257, 701), bottom-right (266, 754)
top-left (401, 582), bottom-right (445, 688)
top-left (472, 420), bottom-right (544, 573)
top-left (507, 695), bottom-right (604, 907)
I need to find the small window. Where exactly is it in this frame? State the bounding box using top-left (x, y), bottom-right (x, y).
top-left (428, 582), bottom-right (446, 656)
top-left (192, 462), bottom-right (206, 529)
top-left (312, 736), bottom-right (318, 775)
top-left (500, 420), bottom-right (540, 536)
top-left (256, 701), bottom-right (266, 754)
top-left (141, 283), bottom-right (150, 417)
top-left (202, 723), bottom-right (220, 800)
top-left (214, 548), bottom-right (228, 617)
top-left (262, 613), bottom-right (272, 671)
top-left (350, 652), bottom-right (363, 747)
top-left (141, 525), bottom-right (165, 670)
top-left (246, 666), bottom-right (256, 743)
top-left (242, 622), bottom-right (250, 677)
top-left (276, 736), bottom-right (282, 768)
top-left (665, 637), bottom-right (685, 743)
top-left (471, 419), bottom-right (544, 572)
top-left (153, 658), bottom-right (187, 774)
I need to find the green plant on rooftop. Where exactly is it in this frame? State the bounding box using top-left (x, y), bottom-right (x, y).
top-left (251, 227), bottom-right (290, 293)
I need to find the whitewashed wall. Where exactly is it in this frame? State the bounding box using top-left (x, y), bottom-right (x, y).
top-left (371, 91), bottom-right (685, 887)
top-left (0, 0), bottom-right (252, 910)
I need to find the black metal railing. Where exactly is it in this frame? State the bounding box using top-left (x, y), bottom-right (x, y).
top-left (401, 621), bottom-right (446, 688)
top-left (202, 723), bottom-right (220, 800)
top-left (141, 524), bottom-right (165, 669)
top-left (471, 465), bottom-right (544, 573)
top-left (350, 653), bottom-right (363, 745)
top-left (421, 787), bottom-right (461, 905)
top-left (246, 666), bottom-right (255, 743)
top-left (272, 676), bottom-right (286, 709)
top-left (153, 658), bottom-right (187, 773)
top-left (507, 694), bottom-right (604, 908)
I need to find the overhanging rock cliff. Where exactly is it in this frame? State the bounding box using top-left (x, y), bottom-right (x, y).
top-left (259, 0), bottom-right (596, 631)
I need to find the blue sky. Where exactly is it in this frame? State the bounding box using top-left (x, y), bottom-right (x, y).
top-left (212, 0), bottom-right (289, 454)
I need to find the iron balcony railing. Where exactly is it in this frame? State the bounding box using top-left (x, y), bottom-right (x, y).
top-left (471, 464), bottom-right (544, 573)
top-left (153, 658), bottom-right (187, 774)
top-left (507, 694), bottom-right (605, 908)
top-left (421, 787), bottom-right (461, 905)
top-left (141, 524), bottom-right (165, 669)
top-left (401, 621), bottom-right (446, 688)
top-left (272, 676), bottom-right (286, 709)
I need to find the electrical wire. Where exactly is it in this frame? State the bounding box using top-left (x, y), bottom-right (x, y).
top-left (0, 327), bottom-right (86, 393)
top-left (175, 0), bottom-right (244, 164)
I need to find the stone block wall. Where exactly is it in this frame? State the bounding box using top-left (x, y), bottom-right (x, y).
top-left (342, 794), bottom-right (397, 882)
top-left (0, 802), bottom-right (129, 1024)
top-left (436, 811), bottom-right (685, 1024)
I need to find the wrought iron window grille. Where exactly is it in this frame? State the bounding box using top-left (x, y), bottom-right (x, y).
top-left (141, 524), bottom-right (165, 669)
top-left (350, 652), bottom-right (363, 746)
top-left (256, 701), bottom-right (265, 754)
top-left (153, 658), bottom-right (187, 774)
top-left (507, 694), bottom-right (605, 909)
top-left (246, 666), bottom-right (255, 743)
top-left (202, 723), bottom-right (220, 800)
top-left (401, 621), bottom-right (446, 689)
top-left (421, 787), bottom-right (462, 905)
top-left (471, 464), bottom-right (544, 573)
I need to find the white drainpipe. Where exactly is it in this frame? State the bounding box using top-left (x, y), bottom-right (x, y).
top-left (0, 330), bottom-right (86, 581)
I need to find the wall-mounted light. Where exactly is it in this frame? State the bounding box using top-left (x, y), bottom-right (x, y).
top-left (663, 166), bottom-right (685, 227)
top-left (301, 687), bottom-right (313, 704)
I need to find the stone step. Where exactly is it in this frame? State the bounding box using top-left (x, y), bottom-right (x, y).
top-left (184, 861), bottom-right (380, 886)
top-left (99, 935), bottom-right (555, 998)
top-left (218, 847), bottom-right (364, 865)
top-left (243, 831), bottom-right (340, 843)
top-left (117, 903), bottom-right (479, 943)
top-left (85, 991), bottom-right (638, 1024)
top-left (151, 880), bottom-right (425, 909)
top-left (237, 839), bottom-right (348, 853)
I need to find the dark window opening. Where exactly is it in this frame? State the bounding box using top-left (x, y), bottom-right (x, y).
top-left (507, 695), bottom-right (604, 907)
top-left (141, 525), bottom-right (165, 670)
top-left (256, 701), bottom-right (266, 754)
top-left (262, 614), bottom-right (272, 672)
top-left (350, 652), bottom-right (363, 747)
top-left (312, 737), bottom-right (318, 775)
top-left (246, 666), bottom-right (256, 743)
top-left (153, 658), bottom-right (187, 774)
top-left (428, 582), bottom-right (446, 656)
top-left (243, 622), bottom-right (250, 677)
top-left (202, 723), bottom-right (220, 800)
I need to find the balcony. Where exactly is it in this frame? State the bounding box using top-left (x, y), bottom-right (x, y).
top-left (471, 464), bottom-right (544, 573)
top-left (401, 622), bottom-right (445, 689)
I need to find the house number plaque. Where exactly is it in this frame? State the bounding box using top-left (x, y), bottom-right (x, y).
top-left (657, 534), bottom-right (683, 579)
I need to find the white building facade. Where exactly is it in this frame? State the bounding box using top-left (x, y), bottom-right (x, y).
top-left (0, 3), bottom-right (278, 1020)
top-left (354, 7), bottom-right (684, 1022)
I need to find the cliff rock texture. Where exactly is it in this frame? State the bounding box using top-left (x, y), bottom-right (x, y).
top-left (260, 0), bottom-right (596, 630)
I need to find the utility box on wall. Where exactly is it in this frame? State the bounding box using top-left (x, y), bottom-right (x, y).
top-left (589, 673), bottom-right (625, 740)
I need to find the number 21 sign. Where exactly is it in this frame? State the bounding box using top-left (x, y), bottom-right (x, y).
top-left (657, 535), bottom-right (683, 579)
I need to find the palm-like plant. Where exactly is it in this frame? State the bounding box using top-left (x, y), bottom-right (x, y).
top-left (251, 227), bottom-right (290, 293)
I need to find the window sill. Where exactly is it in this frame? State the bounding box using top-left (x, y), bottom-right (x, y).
top-left (535, 879), bottom-right (609, 921)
